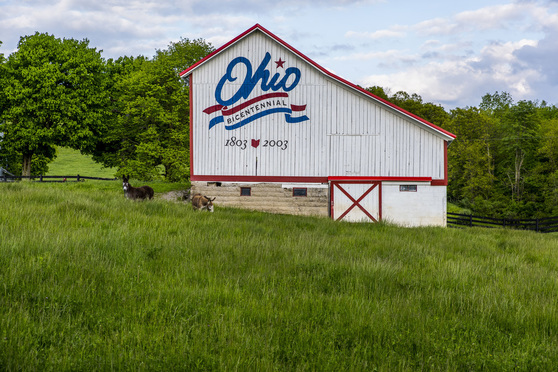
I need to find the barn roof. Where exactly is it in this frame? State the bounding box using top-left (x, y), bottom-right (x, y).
top-left (179, 24), bottom-right (456, 141)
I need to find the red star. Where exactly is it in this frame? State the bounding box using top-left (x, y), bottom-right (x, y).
top-left (275, 58), bottom-right (285, 68)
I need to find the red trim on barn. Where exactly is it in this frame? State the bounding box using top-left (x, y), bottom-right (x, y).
top-left (190, 175), bottom-right (329, 183)
top-left (191, 175), bottom-right (440, 184)
top-left (189, 75), bottom-right (194, 181)
top-left (430, 179), bottom-right (447, 186)
top-left (180, 24), bottom-right (456, 141)
top-left (328, 176), bottom-right (432, 182)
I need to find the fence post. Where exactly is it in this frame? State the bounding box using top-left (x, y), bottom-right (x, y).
top-left (536, 218), bottom-right (539, 232)
top-left (469, 214), bottom-right (473, 227)
top-left (77, 174), bottom-right (80, 182)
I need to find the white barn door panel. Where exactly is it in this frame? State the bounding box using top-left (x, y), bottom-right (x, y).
top-left (331, 181), bottom-right (381, 222)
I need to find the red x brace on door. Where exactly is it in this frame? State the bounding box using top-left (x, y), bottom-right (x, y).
top-left (331, 181), bottom-right (381, 222)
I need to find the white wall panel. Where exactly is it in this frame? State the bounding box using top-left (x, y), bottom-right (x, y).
top-left (190, 30), bottom-right (446, 180)
top-left (382, 183), bottom-right (447, 226)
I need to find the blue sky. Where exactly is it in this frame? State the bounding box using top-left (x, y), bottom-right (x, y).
top-left (1, 0), bottom-right (557, 109)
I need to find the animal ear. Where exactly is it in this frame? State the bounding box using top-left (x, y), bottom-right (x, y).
top-left (211, 197), bottom-right (216, 201)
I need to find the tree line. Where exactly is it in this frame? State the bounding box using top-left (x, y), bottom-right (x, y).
top-left (2, 34), bottom-right (557, 218)
top-left (0, 33), bottom-right (213, 182)
top-left (368, 87), bottom-right (558, 219)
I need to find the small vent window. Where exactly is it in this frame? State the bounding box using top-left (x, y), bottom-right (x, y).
top-left (240, 187), bottom-right (251, 196)
top-left (293, 188), bottom-right (307, 197)
top-left (400, 185), bottom-right (417, 192)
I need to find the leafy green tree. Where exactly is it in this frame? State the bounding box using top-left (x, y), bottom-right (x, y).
top-left (367, 88), bottom-right (451, 129)
top-left (0, 33), bottom-right (110, 176)
top-left (366, 86), bottom-right (390, 101)
top-left (537, 101), bottom-right (558, 120)
top-left (446, 108), bottom-right (496, 207)
top-left (94, 38), bottom-right (214, 181)
top-left (496, 100), bottom-right (541, 201)
top-left (537, 118), bottom-right (558, 214)
top-left (479, 91), bottom-right (513, 116)
top-left (155, 38), bottom-right (214, 75)
top-left (89, 55), bottom-right (149, 172)
top-left (1, 41), bottom-right (7, 172)
top-left (1, 40), bottom-right (5, 126)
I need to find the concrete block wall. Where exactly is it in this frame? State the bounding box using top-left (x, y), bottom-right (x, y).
top-left (191, 182), bottom-right (329, 217)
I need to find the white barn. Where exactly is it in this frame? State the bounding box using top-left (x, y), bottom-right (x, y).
top-left (180, 24), bottom-right (456, 226)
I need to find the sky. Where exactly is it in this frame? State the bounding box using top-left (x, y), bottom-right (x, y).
top-left (1, 0), bottom-right (558, 109)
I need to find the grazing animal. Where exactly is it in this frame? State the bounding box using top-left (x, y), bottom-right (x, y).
top-left (122, 176), bottom-right (154, 200)
top-left (192, 194), bottom-right (215, 212)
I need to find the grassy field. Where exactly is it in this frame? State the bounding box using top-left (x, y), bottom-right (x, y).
top-left (47, 147), bottom-right (116, 179)
top-left (1, 181), bottom-right (558, 371)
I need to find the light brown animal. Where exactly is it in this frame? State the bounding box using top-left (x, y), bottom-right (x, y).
top-left (192, 194), bottom-right (215, 212)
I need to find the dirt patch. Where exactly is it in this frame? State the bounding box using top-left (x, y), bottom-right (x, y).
top-left (157, 190), bottom-right (190, 203)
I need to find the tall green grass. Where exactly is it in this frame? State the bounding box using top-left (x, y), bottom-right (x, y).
top-left (1, 182), bottom-right (558, 370)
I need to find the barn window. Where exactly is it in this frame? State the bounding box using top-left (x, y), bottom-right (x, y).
top-left (292, 188), bottom-right (307, 197)
top-left (240, 187), bottom-right (251, 196)
top-left (400, 185), bottom-right (417, 192)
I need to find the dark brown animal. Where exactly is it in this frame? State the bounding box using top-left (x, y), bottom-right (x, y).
top-left (122, 176), bottom-right (154, 200)
top-left (192, 194), bottom-right (215, 212)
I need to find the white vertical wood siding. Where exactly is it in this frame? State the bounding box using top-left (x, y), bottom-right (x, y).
top-left (382, 182), bottom-right (447, 226)
top-left (191, 31), bottom-right (445, 180)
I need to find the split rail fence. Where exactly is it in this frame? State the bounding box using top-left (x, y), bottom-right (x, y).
top-left (448, 212), bottom-right (558, 233)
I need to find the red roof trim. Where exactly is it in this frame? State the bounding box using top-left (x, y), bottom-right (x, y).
top-left (180, 24), bottom-right (456, 140)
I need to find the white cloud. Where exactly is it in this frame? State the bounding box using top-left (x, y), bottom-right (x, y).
top-left (359, 38), bottom-right (542, 107)
top-left (414, 18), bottom-right (459, 36)
top-left (2, 0), bottom-right (558, 108)
top-left (348, 2), bottom-right (543, 41)
top-left (334, 49), bottom-right (412, 62)
top-left (453, 3), bottom-right (529, 31)
top-left (345, 28), bottom-right (406, 40)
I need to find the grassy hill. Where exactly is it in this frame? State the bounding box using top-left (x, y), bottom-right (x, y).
top-left (47, 147), bottom-right (116, 178)
top-left (1, 182), bottom-right (557, 370)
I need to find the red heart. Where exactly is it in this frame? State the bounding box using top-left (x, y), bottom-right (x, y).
top-left (251, 139), bottom-right (260, 148)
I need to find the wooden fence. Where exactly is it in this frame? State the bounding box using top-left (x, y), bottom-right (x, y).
top-left (1, 175), bottom-right (117, 182)
top-left (448, 212), bottom-right (558, 233)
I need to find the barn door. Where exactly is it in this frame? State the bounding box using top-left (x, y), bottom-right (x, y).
top-left (330, 181), bottom-right (381, 222)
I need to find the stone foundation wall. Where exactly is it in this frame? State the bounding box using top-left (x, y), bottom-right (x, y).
top-left (191, 182), bottom-right (330, 217)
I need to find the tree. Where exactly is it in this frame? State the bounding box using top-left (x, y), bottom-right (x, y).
top-left (479, 91), bottom-right (513, 114)
top-left (366, 86), bottom-right (390, 101)
top-left (155, 37), bottom-right (214, 75)
top-left (1, 39), bottom-right (5, 124)
top-left (446, 107), bottom-right (496, 206)
top-left (93, 38), bottom-right (214, 181)
top-left (367, 88), bottom-right (451, 129)
top-left (536, 118), bottom-right (558, 214)
top-left (0, 33), bottom-right (110, 176)
top-left (0, 41), bottom-right (7, 172)
top-left (496, 100), bottom-right (541, 201)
